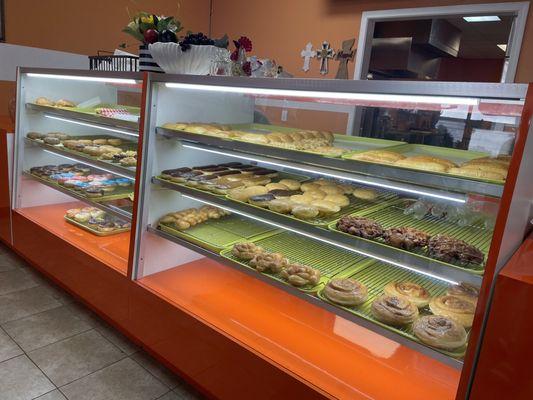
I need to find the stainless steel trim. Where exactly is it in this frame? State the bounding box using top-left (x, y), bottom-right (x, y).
top-left (151, 73), bottom-right (527, 99)
top-left (26, 103), bottom-right (140, 133)
top-left (157, 128), bottom-right (502, 198)
top-left (148, 224), bottom-right (463, 370)
top-left (23, 171), bottom-right (132, 220)
top-left (152, 177), bottom-right (482, 286)
top-left (24, 138), bottom-right (136, 179)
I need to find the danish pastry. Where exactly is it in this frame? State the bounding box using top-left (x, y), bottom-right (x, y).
top-left (383, 281), bottom-right (431, 308)
top-left (323, 278), bottom-right (368, 307)
top-left (446, 282), bottom-right (480, 305)
top-left (371, 295), bottom-right (419, 326)
top-left (429, 295), bottom-right (476, 328)
top-left (413, 315), bottom-right (467, 350)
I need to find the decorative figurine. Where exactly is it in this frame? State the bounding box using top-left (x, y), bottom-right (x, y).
top-left (335, 38), bottom-right (356, 79)
top-left (316, 41), bottom-right (335, 75)
top-left (300, 42), bottom-right (316, 72)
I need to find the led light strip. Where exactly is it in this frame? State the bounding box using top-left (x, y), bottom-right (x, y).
top-left (179, 193), bottom-right (458, 285)
top-left (27, 73), bottom-right (138, 85)
top-left (44, 115), bottom-right (139, 137)
top-left (181, 144), bottom-right (466, 203)
top-left (42, 149), bottom-right (135, 180)
top-left (165, 82), bottom-right (479, 106)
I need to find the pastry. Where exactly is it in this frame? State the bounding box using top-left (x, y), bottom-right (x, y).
top-left (429, 295), bottom-right (476, 328)
top-left (240, 133), bottom-right (269, 144)
top-left (413, 315), bottom-right (467, 350)
top-left (265, 183), bottom-right (288, 191)
top-left (43, 137), bottom-right (61, 145)
top-left (371, 295), bottom-right (419, 326)
top-left (268, 199), bottom-right (293, 214)
top-left (346, 150), bottom-right (406, 164)
top-left (428, 235), bottom-right (484, 266)
top-left (119, 157), bottom-right (137, 167)
top-left (268, 189), bottom-right (300, 198)
top-left (302, 189), bottom-right (326, 200)
top-left (323, 194), bottom-right (349, 207)
top-left (35, 97), bottom-right (54, 106)
top-left (55, 99), bottom-right (76, 107)
top-left (27, 132), bottom-right (45, 140)
top-left (383, 282), bottom-right (431, 308)
top-left (352, 188), bottom-right (378, 200)
top-left (308, 146), bottom-right (347, 157)
top-left (446, 282), bottom-right (480, 305)
top-left (85, 187), bottom-right (105, 198)
top-left (448, 166), bottom-right (507, 181)
top-left (93, 139), bottom-right (108, 145)
top-left (66, 208), bottom-right (81, 218)
top-left (382, 227), bottom-right (430, 250)
top-left (228, 186), bottom-right (268, 202)
top-left (74, 212), bottom-right (91, 223)
top-left (289, 194), bottom-right (312, 205)
top-left (248, 194), bottom-right (275, 208)
top-left (232, 242), bottom-right (264, 261)
top-left (337, 216), bottom-right (383, 239)
top-left (310, 200), bottom-right (341, 216)
top-left (323, 278), bottom-right (368, 307)
top-left (395, 156), bottom-right (456, 172)
top-left (280, 263), bottom-right (321, 287)
top-left (107, 139), bottom-right (123, 146)
top-left (278, 179), bottom-right (301, 191)
top-left (291, 205), bottom-right (319, 220)
top-left (318, 185), bottom-right (344, 195)
top-left (249, 252), bottom-right (288, 273)
top-left (300, 182), bottom-right (321, 192)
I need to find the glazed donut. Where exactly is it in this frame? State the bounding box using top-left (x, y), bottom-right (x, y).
top-left (383, 281), bottom-right (431, 308)
top-left (413, 315), bottom-right (467, 350)
top-left (280, 263), bottom-right (321, 287)
top-left (429, 295), bottom-right (476, 328)
top-left (323, 278), bottom-right (368, 307)
top-left (371, 295), bottom-right (419, 326)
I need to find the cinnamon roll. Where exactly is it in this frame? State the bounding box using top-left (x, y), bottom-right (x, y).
top-left (383, 281), bottom-right (431, 308)
top-left (413, 315), bottom-right (467, 350)
top-left (446, 282), bottom-right (480, 305)
top-left (371, 295), bottom-right (419, 326)
top-left (429, 295), bottom-right (476, 328)
top-left (323, 279), bottom-right (368, 307)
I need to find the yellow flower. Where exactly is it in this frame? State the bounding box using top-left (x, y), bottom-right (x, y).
top-left (140, 15), bottom-right (154, 25)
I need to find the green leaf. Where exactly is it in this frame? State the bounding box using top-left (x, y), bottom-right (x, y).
top-left (122, 26), bottom-right (144, 42)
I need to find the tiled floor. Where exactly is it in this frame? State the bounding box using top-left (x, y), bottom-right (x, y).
top-left (0, 244), bottom-right (204, 400)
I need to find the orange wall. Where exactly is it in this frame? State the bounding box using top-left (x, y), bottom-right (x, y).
top-left (210, 0), bottom-right (533, 82)
top-left (0, 0), bottom-right (210, 120)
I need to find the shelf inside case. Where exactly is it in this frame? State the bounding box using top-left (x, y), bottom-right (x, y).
top-left (157, 127), bottom-right (504, 198)
top-left (152, 177), bottom-right (483, 286)
top-left (26, 103), bottom-right (139, 137)
top-left (149, 226), bottom-right (464, 369)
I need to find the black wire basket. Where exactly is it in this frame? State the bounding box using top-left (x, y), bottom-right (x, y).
top-left (88, 51), bottom-right (139, 72)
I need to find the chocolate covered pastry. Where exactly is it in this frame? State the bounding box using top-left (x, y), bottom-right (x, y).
top-left (428, 234), bottom-right (484, 266)
top-left (383, 227), bottom-right (430, 250)
top-left (337, 216), bottom-right (383, 239)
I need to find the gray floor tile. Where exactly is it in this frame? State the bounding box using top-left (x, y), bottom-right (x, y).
top-left (95, 322), bottom-right (139, 355)
top-left (28, 330), bottom-right (126, 387)
top-left (0, 252), bottom-right (26, 271)
top-left (0, 285), bottom-right (62, 324)
top-left (0, 327), bottom-right (23, 362)
top-left (0, 355), bottom-right (54, 400)
top-left (64, 302), bottom-right (101, 327)
top-left (34, 390), bottom-right (67, 400)
top-left (157, 392), bottom-right (180, 400)
top-left (2, 306), bottom-right (91, 352)
top-left (61, 358), bottom-right (168, 400)
top-left (131, 351), bottom-right (181, 389)
top-left (0, 269), bottom-right (39, 296)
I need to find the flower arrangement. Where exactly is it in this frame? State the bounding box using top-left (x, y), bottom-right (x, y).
top-left (122, 12), bottom-right (182, 45)
top-left (230, 36), bottom-right (253, 76)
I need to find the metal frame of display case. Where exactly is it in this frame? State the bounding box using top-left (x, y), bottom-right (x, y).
top-left (134, 73), bottom-right (530, 372)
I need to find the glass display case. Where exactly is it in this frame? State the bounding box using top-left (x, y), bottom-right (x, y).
top-left (12, 68), bottom-right (144, 274)
top-left (133, 74), bottom-right (530, 370)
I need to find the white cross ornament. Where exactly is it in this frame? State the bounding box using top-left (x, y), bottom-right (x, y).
top-left (300, 42), bottom-right (316, 72)
top-left (316, 41), bottom-right (335, 75)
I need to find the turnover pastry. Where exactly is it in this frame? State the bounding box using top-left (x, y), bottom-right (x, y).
top-left (323, 278), bottom-right (368, 307)
top-left (429, 295), bottom-right (475, 328)
top-left (337, 216), bottom-right (383, 239)
top-left (249, 252), bottom-right (288, 273)
top-left (413, 315), bottom-right (467, 351)
top-left (383, 282), bottom-right (431, 308)
top-left (395, 156), bottom-right (456, 172)
top-left (446, 282), bottom-right (480, 305)
top-left (428, 235), bottom-right (484, 266)
top-left (352, 188), bottom-right (377, 200)
top-left (382, 227), bottom-right (430, 250)
top-left (371, 295), bottom-right (419, 326)
top-left (280, 263), bottom-right (321, 287)
top-left (232, 242), bottom-right (264, 261)
top-left (346, 150), bottom-right (405, 164)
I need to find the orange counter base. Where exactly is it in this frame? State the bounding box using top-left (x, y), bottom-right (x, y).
top-left (138, 259), bottom-right (460, 400)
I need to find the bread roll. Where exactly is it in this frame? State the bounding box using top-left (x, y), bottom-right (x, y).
top-left (371, 295), bottom-right (419, 326)
top-left (413, 315), bottom-right (467, 350)
top-left (384, 282), bottom-right (431, 308)
top-left (429, 295), bottom-right (475, 328)
top-left (323, 279), bottom-right (368, 307)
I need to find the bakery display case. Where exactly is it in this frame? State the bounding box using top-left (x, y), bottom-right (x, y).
top-left (133, 73), bottom-right (532, 376)
top-left (12, 68), bottom-right (144, 274)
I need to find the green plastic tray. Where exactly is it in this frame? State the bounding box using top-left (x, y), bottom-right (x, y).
top-left (30, 102), bottom-right (140, 121)
top-left (227, 186), bottom-right (397, 227)
top-left (328, 199), bottom-right (490, 275)
top-left (29, 172), bottom-right (134, 203)
top-left (317, 261), bottom-right (467, 359)
top-left (64, 215), bottom-right (130, 236)
top-left (229, 123), bottom-right (404, 158)
top-left (158, 213), bottom-right (278, 252)
top-left (220, 231), bottom-right (372, 293)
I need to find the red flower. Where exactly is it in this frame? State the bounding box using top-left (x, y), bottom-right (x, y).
top-left (230, 50), bottom-right (239, 61)
top-left (237, 36), bottom-right (252, 52)
top-left (242, 61), bottom-right (252, 76)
